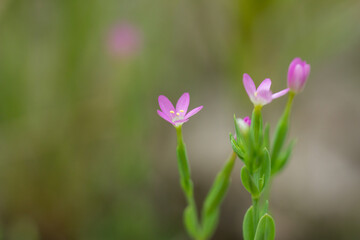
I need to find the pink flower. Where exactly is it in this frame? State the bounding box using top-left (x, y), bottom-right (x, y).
top-left (107, 22), bottom-right (142, 58)
top-left (157, 93), bottom-right (203, 126)
top-left (287, 57), bottom-right (310, 93)
top-left (237, 116), bottom-right (251, 133)
top-left (243, 73), bottom-right (289, 107)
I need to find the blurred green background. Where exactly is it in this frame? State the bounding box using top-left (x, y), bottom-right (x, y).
top-left (0, 0), bottom-right (360, 239)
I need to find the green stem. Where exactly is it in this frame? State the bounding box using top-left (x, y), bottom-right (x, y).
top-left (271, 92), bottom-right (295, 169)
top-left (176, 125), bottom-right (192, 193)
top-left (176, 125), bottom-right (201, 239)
top-left (252, 197), bottom-right (260, 230)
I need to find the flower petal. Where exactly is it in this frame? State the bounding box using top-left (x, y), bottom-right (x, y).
top-left (287, 57), bottom-right (302, 81)
top-left (157, 110), bottom-right (174, 124)
top-left (243, 116), bottom-right (251, 126)
top-left (272, 88), bottom-right (289, 99)
top-left (185, 106), bottom-right (203, 119)
top-left (176, 92), bottom-right (190, 116)
top-left (243, 73), bottom-right (256, 98)
top-left (257, 78), bottom-right (272, 92)
top-left (158, 95), bottom-right (175, 117)
top-left (256, 90), bottom-right (273, 106)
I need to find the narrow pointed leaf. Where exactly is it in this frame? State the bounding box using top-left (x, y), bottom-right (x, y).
top-left (273, 139), bottom-right (296, 174)
top-left (201, 153), bottom-right (236, 239)
top-left (271, 108), bottom-right (290, 168)
top-left (184, 205), bottom-right (199, 238)
top-left (201, 209), bottom-right (219, 239)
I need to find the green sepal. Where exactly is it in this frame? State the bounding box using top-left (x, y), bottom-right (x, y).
top-left (264, 123), bottom-right (270, 150)
top-left (241, 166), bottom-right (260, 197)
top-left (243, 206), bottom-right (255, 240)
top-left (272, 139), bottom-right (296, 175)
top-left (254, 214), bottom-right (275, 240)
top-left (184, 205), bottom-right (200, 238)
top-left (230, 133), bottom-right (244, 160)
top-left (234, 114), bottom-right (242, 143)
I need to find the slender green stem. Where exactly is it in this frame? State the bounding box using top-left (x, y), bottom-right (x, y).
top-left (252, 197), bottom-right (260, 227)
top-left (176, 125), bottom-right (237, 240)
top-left (176, 125), bottom-right (192, 193)
top-left (271, 92), bottom-right (295, 163)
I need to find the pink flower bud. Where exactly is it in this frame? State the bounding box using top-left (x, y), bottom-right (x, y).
top-left (236, 116), bottom-right (251, 134)
top-left (287, 58), bottom-right (310, 93)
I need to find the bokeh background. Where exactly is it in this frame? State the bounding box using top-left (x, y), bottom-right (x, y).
top-left (0, 0), bottom-right (360, 239)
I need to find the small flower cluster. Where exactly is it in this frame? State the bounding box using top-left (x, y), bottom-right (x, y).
top-left (156, 57), bottom-right (310, 240)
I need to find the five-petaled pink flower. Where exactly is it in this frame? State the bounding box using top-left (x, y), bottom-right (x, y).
top-left (287, 57), bottom-right (310, 93)
top-left (243, 73), bottom-right (289, 107)
top-left (157, 93), bottom-right (203, 126)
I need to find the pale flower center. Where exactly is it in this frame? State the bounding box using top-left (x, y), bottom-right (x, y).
top-left (170, 110), bottom-right (185, 121)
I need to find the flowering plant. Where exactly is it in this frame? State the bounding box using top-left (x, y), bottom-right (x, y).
top-left (157, 57), bottom-right (310, 240)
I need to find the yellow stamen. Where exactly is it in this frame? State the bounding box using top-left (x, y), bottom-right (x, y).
top-left (179, 110), bottom-right (184, 113)
top-left (254, 91), bottom-right (258, 97)
top-left (176, 112), bottom-right (180, 116)
top-left (170, 110), bottom-right (175, 114)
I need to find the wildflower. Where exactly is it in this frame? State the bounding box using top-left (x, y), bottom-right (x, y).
top-left (237, 116), bottom-right (251, 134)
top-left (287, 57), bottom-right (310, 93)
top-left (107, 22), bottom-right (142, 58)
top-left (157, 93), bottom-right (203, 126)
top-left (243, 73), bottom-right (289, 107)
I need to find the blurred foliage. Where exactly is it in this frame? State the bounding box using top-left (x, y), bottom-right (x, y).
top-left (0, 0), bottom-right (359, 239)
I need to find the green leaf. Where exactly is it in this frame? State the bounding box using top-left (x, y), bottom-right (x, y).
top-left (254, 214), bottom-right (275, 240)
top-left (241, 166), bottom-right (259, 197)
top-left (203, 156), bottom-right (234, 215)
top-left (230, 133), bottom-right (244, 160)
top-left (260, 148), bottom-right (271, 192)
top-left (184, 205), bottom-right (199, 238)
top-left (271, 98), bottom-right (292, 169)
top-left (243, 206), bottom-right (255, 240)
top-left (201, 153), bottom-right (236, 239)
top-left (272, 139), bottom-right (296, 175)
top-left (201, 209), bottom-right (219, 239)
